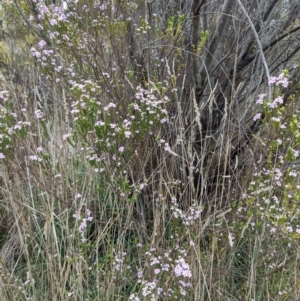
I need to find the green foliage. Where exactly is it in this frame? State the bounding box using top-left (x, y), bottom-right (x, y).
top-left (196, 31), bottom-right (209, 54)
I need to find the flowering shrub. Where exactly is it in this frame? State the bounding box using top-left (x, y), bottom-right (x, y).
top-left (68, 80), bottom-right (170, 198)
top-left (107, 195), bottom-right (198, 300)
top-left (227, 70), bottom-right (300, 296)
top-left (25, 1), bottom-right (171, 197)
top-left (0, 88), bottom-right (30, 159)
top-left (127, 243), bottom-right (193, 300)
top-left (70, 82), bottom-right (169, 151)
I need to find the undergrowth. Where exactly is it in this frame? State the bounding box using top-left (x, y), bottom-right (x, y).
top-left (0, 1), bottom-right (300, 301)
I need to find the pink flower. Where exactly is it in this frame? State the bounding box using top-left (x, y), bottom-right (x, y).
top-left (268, 73), bottom-right (289, 87)
top-left (38, 40), bottom-right (47, 49)
top-left (29, 155), bottom-right (42, 162)
top-left (174, 258), bottom-right (192, 278)
top-left (274, 96), bottom-right (283, 104)
top-left (63, 133), bottom-right (71, 141)
top-left (49, 19), bottom-right (58, 26)
top-left (36, 147), bottom-right (43, 153)
top-left (253, 113), bottom-right (261, 121)
top-left (73, 213), bottom-right (81, 220)
top-left (35, 110), bottom-right (44, 119)
top-left (124, 131), bottom-right (131, 138)
top-left (256, 94), bottom-right (266, 104)
top-left (32, 50), bottom-right (41, 58)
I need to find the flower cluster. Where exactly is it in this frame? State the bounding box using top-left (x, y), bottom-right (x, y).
top-left (0, 89), bottom-right (30, 158)
top-left (128, 244), bottom-right (192, 300)
top-left (170, 198), bottom-right (202, 226)
top-left (256, 93), bottom-right (267, 105)
top-left (112, 250), bottom-right (128, 272)
top-left (30, 40), bottom-right (54, 67)
top-left (134, 87), bottom-right (169, 124)
top-left (268, 96), bottom-right (284, 109)
top-left (0, 263), bottom-right (36, 301)
top-left (73, 208), bottom-right (94, 243)
top-left (268, 73), bottom-right (289, 88)
top-left (69, 81), bottom-right (169, 171)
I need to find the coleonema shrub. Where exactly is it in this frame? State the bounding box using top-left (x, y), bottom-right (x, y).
top-left (226, 70), bottom-right (300, 298)
top-left (0, 88), bottom-right (30, 160)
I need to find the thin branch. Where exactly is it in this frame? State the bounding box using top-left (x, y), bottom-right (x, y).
top-left (270, 45), bottom-right (300, 73)
top-left (237, 24), bottom-right (300, 74)
top-left (263, 25), bottom-right (300, 52)
top-left (236, 0), bottom-right (270, 85)
top-left (201, 0), bottom-right (236, 76)
top-left (191, 0), bottom-right (203, 91)
top-left (262, 0), bottom-right (281, 25)
top-left (13, 0), bottom-right (51, 47)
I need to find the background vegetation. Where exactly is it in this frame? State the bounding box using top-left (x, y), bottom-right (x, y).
top-left (1, 0), bottom-right (300, 300)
